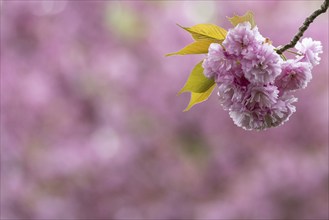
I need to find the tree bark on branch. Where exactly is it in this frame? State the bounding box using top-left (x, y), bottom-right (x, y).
top-left (276, 0), bottom-right (329, 55)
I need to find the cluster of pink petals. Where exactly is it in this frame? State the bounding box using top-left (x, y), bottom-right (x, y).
top-left (203, 22), bottom-right (322, 130)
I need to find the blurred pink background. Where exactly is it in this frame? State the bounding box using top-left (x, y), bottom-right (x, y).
top-left (1, 1), bottom-right (328, 219)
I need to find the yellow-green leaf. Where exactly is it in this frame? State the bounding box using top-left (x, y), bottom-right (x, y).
top-left (178, 61), bottom-right (215, 94)
top-left (178, 24), bottom-right (227, 41)
top-left (166, 39), bottom-right (216, 56)
top-left (227, 11), bottom-right (256, 28)
top-left (183, 84), bottom-right (216, 112)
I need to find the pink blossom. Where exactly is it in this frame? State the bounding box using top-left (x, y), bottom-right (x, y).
top-left (203, 43), bottom-right (242, 83)
top-left (217, 83), bottom-right (245, 110)
top-left (243, 84), bottom-right (279, 109)
top-left (202, 20), bottom-right (322, 131)
top-left (295, 38), bottom-right (323, 67)
top-left (275, 60), bottom-right (312, 92)
top-left (223, 22), bottom-right (265, 57)
top-left (202, 43), bottom-right (228, 79)
top-left (242, 43), bottom-right (282, 84)
top-left (270, 94), bottom-right (297, 127)
top-left (229, 107), bottom-right (272, 131)
top-left (229, 94), bottom-right (296, 131)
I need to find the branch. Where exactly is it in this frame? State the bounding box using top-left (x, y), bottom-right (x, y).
top-left (276, 0), bottom-right (329, 55)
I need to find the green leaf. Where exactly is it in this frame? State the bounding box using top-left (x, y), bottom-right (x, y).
top-left (178, 61), bottom-right (216, 111)
top-left (227, 11), bottom-right (256, 28)
top-left (166, 39), bottom-right (216, 56)
top-left (178, 24), bottom-right (227, 41)
top-left (183, 84), bottom-right (216, 112)
top-left (178, 61), bottom-right (215, 94)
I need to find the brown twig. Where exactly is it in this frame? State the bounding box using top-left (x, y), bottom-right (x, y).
top-left (276, 0), bottom-right (329, 55)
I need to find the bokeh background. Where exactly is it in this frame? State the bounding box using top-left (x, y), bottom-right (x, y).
top-left (1, 1), bottom-right (328, 219)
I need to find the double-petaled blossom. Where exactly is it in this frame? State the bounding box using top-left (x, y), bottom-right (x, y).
top-left (202, 43), bottom-right (227, 79)
top-left (217, 82), bottom-right (245, 110)
top-left (244, 84), bottom-right (279, 109)
top-left (275, 60), bottom-right (312, 92)
top-left (242, 43), bottom-right (282, 84)
top-left (223, 22), bottom-right (265, 57)
top-left (202, 43), bottom-right (241, 82)
top-left (295, 37), bottom-right (323, 67)
top-left (229, 94), bottom-right (297, 131)
top-left (203, 22), bottom-right (322, 131)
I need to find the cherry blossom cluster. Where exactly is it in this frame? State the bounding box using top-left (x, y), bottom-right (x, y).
top-left (203, 22), bottom-right (322, 130)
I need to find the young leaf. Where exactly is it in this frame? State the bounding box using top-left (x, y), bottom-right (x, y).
top-left (183, 84), bottom-right (216, 112)
top-left (178, 24), bottom-right (227, 41)
top-left (166, 39), bottom-right (216, 56)
top-left (178, 61), bottom-right (215, 94)
top-left (227, 11), bottom-right (256, 28)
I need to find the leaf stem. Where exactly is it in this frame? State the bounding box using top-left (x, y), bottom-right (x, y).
top-left (280, 54), bottom-right (287, 61)
top-left (276, 0), bottom-right (328, 55)
top-left (286, 50), bottom-right (303, 56)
